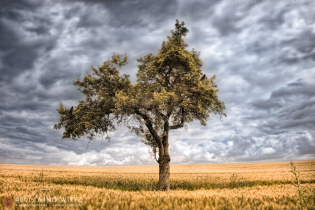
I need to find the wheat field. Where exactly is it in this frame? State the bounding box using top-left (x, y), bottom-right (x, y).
top-left (1, 160), bottom-right (314, 209)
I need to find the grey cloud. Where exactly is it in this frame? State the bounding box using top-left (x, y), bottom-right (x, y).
top-left (0, 0), bottom-right (41, 11)
top-left (209, 1), bottom-right (263, 36)
top-left (224, 79), bottom-right (315, 160)
top-left (271, 80), bottom-right (315, 100)
top-left (226, 134), bottom-right (253, 157)
top-left (248, 80), bottom-right (315, 132)
top-left (70, 0), bottom-right (177, 28)
top-left (251, 100), bottom-right (283, 111)
top-left (258, 4), bottom-right (287, 30)
top-left (211, 12), bottom-right (242, 36)
top-left (0, 41), bottom-right (39, 81)
top-left (223, 130), bottom-right (315, 162)
top-left (39, 65), bottom-right (78, 88)
top-left (251, 80), bottom-right (315, 111)
top-left (178, 0), bottom-right (221, 19)
top-left (297, 134), bottom-right (315, 155)
top-left (279, 29), bottom-right (315, 66)
top-left (0, 4), bottom-right (57, 82)
top-left (292, 29), bottom-right (315, 54)
top-left (1, 0), bottom-right (314, 165)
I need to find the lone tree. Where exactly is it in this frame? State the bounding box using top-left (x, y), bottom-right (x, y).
top-left (54, 20), bottom-right (226, 191)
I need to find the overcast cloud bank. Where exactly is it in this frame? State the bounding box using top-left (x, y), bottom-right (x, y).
top-left (0, 0), bottom-right (314, 165)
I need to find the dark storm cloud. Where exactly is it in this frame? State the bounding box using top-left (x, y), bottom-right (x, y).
top-left (0, 0), bottom-right (40, 11)
top-left (252, 80), bottom-right (315, 120)
top-left (227, 79), bottom-right (315, 160)
top-left (297, 135), bottom-right (315, 155)
top-left (278, 29), bottom-right (315, 66)
top-left (207, 1), bottom-right (265, 36)
top-left (271, 80), bottom-right (315, 99)
top-left (178, 0), bottom-right (221, 19)
top-left (259, 5), bottom-right (287, 30)
top-left (290, 29), bottom-right (315, 54)
top-left (251, 80), bottom-right (315, 112)
top-left (2, 0), bottom-right (179, 165)
top-left (71, 0), bottom-right (177, 28)
top-left (38, 61), bottom-right (79, 88)
top-left (211, 3), bottom-right (244, 36)
top-left (0, 33), bottom-right (38, 81)
top-left (0, 0), bottom-right (57, 82)
top-left (1, 0), bottom-right (314, 165)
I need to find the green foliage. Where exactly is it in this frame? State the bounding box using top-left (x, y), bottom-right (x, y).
top-left (54, 53), bottom-right (131, 140)
top-left (54, 20), bottom-right (226, 157)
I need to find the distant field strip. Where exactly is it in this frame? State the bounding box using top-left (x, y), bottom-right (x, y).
top-left (1, 160), bottom-right (315, 209)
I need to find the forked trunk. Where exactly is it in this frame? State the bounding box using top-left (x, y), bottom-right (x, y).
top-left (158, 156), bottom-right (170, 191)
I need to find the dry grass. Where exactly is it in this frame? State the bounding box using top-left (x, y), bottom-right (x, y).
top-left (1, 160), bottom-right (314, 209)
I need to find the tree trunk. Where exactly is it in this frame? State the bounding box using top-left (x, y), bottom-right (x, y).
top-left (157, 120), bottom-right (171, 190)
top-left (158, 155), bottom-right (170, 191)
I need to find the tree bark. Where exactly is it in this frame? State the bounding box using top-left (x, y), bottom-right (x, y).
top-left (158, 155), bottom-right (170, 191)
top-left (158, 121), bottom-right (171, 191)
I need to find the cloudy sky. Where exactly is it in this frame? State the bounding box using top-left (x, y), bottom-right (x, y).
top-left (1, 0), bottom-right (315, 166)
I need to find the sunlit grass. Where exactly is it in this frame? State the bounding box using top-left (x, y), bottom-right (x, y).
top-left (1, 160), bottom-right (314, 209)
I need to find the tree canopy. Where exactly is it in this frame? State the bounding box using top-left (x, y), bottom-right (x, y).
top-left (54, 20), bottom-right (226, 190)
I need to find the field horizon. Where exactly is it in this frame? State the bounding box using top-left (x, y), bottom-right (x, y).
top-left (2, 159), bottom-right (313, 167)
top-left (1, 160), bottom-right (315, 209)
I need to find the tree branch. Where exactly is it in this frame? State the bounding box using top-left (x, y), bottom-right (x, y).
top-left (169, 123), bottom-right (184, 130)
top-left (156, 78), bottom-right (166, 87)
top-left (166, 66), bottom-right (172, 75)
top-left (169, 107), bottom-right (184, 130)
top-left (146, 107), bottom-right (165, 117)
top-left (134, 109), bottom-right (163, 151)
